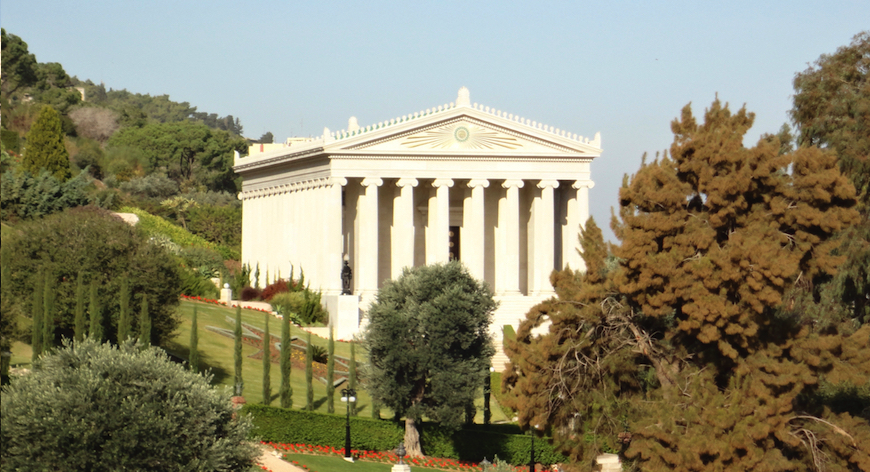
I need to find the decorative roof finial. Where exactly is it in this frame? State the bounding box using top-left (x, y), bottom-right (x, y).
top-left (348, 116), bottom-right (360, 132)
top-left (457, 87), bottom-right (470, 107)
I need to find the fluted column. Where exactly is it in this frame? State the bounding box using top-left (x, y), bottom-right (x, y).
top-left (324, 178), bottom-right (347, 295)
top-left (465, 179), bottom-right (489, 281)
top-left (392, 178), bottom-right (418, 279)
top-left (500, 179), bottom-right (524, 294)
top-left (431, 178), bottom-right (454, 264)
top-left (359, 178), bottom-right (383, 299)
top-left (566, 180), bottom-right (594, 273)
top-left (534, 180), bottom-right (559, 294)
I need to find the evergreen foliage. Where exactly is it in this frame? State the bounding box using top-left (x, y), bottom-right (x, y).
top-left (31, 268), bottom-right (44, 363)
top-left (0, 338), bottom-right (257, 471)
top-left (363, 261), bottom-right (496, 457)
top-left (503, 99), bottom-right (870, 470)
top-left (117, 276), bottom-right (130, 342)
top-left (73, 272), bottom-right (85, 342)
top-left (280, 310), bottom-right (292, 408)
top-left (22, 105), bottom-right (70, 181)
top-left (42, 270), bottom-right (55, 351)
top-left (88, 279), bottom-right (102, 342)
top-left (233, 305), bottom-right (242, 395)
top-left (3, 207), bottom-right (182, 345)
top-left (0, 169), bottom-right (92, 221)
top-left (262, 311), bottom-right (271, 405)
top-left (349, 341), bottom-right (358, 417)
top-left (0, 249), bottom-right (19, 367)
top-left (327, 329), bottom-right (335, 413)
top-left (189, 305), bottom-right (199, 373)
top-left (306, 331), bottom-right (314, 410)
top-left (138, 297), bottom-right (150, 348)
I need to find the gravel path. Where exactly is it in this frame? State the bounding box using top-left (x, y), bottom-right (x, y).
top-left (257, 445), bottom-right (307, 472)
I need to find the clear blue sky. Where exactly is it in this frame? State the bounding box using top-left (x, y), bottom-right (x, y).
top-left (2, 1), bottom-right (866, 241)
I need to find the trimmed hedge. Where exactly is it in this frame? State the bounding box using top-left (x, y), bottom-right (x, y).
top-left (241, 404), bottom-right (567, 466)
top-left (118, 206), bottom-right (240, 260)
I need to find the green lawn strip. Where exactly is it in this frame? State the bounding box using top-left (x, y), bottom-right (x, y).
top-left (281, 453), bottom-right (392, 472)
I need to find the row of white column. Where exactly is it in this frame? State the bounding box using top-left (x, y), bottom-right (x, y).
top-left (351, 177), bottom-right (593, 300)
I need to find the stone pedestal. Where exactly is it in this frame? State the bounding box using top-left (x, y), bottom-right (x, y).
top-left (326, 294), bottom-right (361, 341)
top-left (391, 464), bottom-right (411, 472)
top-left (220, 286), bottom-right (233, 304)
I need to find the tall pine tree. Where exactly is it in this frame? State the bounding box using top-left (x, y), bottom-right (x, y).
top-left (189, 305), bottom-right (199, 373)
top-left (305, 331), bottom-right (314, 410)
top-left (262, 312), bottom-right (271, 405)
top-left (280, 311), bottom-right (292, 408)
top-left (22, 105), bottom-right (71, 181)
top-left (233, 305), bottom-right (243, 396)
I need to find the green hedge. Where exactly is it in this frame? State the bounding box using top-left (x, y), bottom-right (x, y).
top-left (242, 404), bottom-right (567, 466)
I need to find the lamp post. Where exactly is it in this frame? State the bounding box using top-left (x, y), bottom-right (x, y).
top-left (340, 388), bottom-right (356, 461)
top-left (483, 366), bottom-right (494, 427)
top-left (528, 425), bottom-right (539, 472)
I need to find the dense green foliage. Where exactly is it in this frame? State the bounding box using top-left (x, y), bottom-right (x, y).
top-left (280, 310), bottom-right (293, 408)
top-left (244, 404), bottom-right (566, 465)
top-left (0, 167), bottom-right (92, 221)
top-left (363, 261), bottom-right (496, 456)
top-left (503, 98), bottom-right (870, 471)
top-left (1, 339), bottom-right (257, 471)
top-left (22, 105), bottom-right (71, 181)
top-left (3, 207), bottom-right (182, 346)
top-left (262, 311), bottom-right (272, 405)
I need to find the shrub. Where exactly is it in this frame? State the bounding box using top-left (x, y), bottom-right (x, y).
top-left (1, 169), bottom-right (92, 221)
top-left (1, 339), bottom-right (258, 471)
top-left (269, 290), bottom-right (328, 325)
top-left (261, 279), bottom-right (290, 301)
top-left (240, 286), bottom-right (261, 302)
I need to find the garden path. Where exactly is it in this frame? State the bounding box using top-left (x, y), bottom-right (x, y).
top-left (257, 445), bottom-right (306, 472)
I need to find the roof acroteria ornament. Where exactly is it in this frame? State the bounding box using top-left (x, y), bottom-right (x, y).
top-left (457, 87), bottom-right (471, 107)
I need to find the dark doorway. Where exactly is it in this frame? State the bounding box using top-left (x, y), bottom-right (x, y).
top-left (449, 226), bottom-right (460, 261)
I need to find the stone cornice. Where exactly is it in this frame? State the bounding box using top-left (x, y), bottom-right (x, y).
top-left (240, 177), bottom-right (332, 200)
top-left (233, 146), bottom-right (325, 173)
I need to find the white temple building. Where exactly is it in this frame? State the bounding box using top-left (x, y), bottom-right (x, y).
top-left (234, 88), bottom-right (601, 368)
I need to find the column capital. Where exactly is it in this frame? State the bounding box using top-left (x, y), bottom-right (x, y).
top-left (329, 177), bottom-right (348, 187)
top-left (502, 179), bottom-right (525, 189)
top-left (396, 177), bottom-right (419, 188)
top-left (537, 179), bottom-right (560, 189)
top-left (432, 178), bottom-right (454, 188)
top-left (361, 177), bottom-right (384, 187)
top-left (572, 180), bottom-right (595, 190)
top-left (467, 179), bottom-right (490, 189)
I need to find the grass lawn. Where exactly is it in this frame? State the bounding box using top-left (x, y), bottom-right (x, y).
top-left (283, 454), bottom-right (392, 472)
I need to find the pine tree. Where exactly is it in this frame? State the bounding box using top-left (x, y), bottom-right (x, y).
top-left (233, 305), bottom-right (243, 396)
top-left (117, 276), bottom-right (130, 342)
top-left (305, 331), bottom-right (314, 410)
top-left (326, 329), bottom-right (335, 413)
top-left (280, 311), bottom-right (293, 408)
top-left (22, 105), bottom-right (71, 181)
top-left (138, 296), bottom-right (150, 348)
top-left (349, 342), bottom-right (359, 417)
top-left (31, 269), bottom-right (44, 364)
top-left (189, 305), bottom-right (199, 373)
top-left (262, 312), bottom-right (271, 405)
top-left (42, 271), bottom-right (55, 352)
top-left (73, 272), bottom-right (85, 343)
top-left (88, 280), bottom-right (102, 342)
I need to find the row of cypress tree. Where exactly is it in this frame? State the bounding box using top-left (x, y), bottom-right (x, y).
top-left (30, 270), bottom-right (151, 366)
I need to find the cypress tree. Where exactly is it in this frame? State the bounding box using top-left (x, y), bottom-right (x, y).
top-left (349, 342), bottom-right (360, 417)
top-left (31, 269), bottom-right (44, 364)
top-left (253, 263), bottom-right (260, 290)
top-left (22, 105), bottom-right (71, 181)
top-left (138, 296), bottom-right (150, 348)
top-left (42, 271), bottom-right (55, 352)
top-left (189, 305), bottom-right (199, 373)
top-left (73, 272), bottom-right (85, 343)
top-left (117, 276), bottom-right (130, 342)
top-left (279, 311), bottom-right (293, 408)
top-left (233, 305), bottom-right (243, 396)
top-left (326, 329), bottom-right (335, 413)
top-left (305, 331), bottom-right (313, 410)
top-left (262, 312), bottom-right (271, 405)
top-left (88, 280), bottom-right (102, 342)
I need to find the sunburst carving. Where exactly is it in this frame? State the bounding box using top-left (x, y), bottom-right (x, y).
top-left (401, 124), bottom-right (521, 150)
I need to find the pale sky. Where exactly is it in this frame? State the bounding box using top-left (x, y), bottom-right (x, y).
top-left (2, 1), bottom-right (866, 241)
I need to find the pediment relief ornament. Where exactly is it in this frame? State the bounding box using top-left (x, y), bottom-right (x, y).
top-left (401, 123), bottom-right (522, 150)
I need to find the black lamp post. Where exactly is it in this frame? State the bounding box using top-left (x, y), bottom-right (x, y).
top-left (528, 426), bottom-right (538, 472)
top-left (341, 388), bottom-right (356, 460)
top-left (483, 366), bottom-right (494, 427)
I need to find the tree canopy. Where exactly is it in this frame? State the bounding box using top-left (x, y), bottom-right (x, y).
top-left (22, 105), bottom-right (71, 181)
top-left (503, 98), bottom-right (870, 471)
top-left (363, 261), bottom-right (496, 457)
top-left (0, 338), bottom-right (257, 471)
